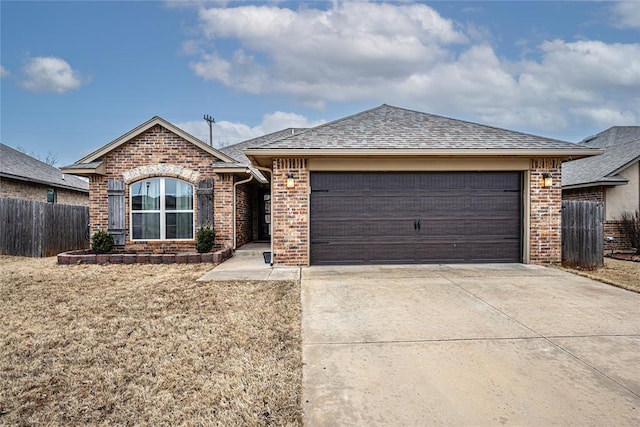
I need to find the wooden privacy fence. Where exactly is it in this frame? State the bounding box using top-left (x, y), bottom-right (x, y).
top-left (562, 200), bottom-right (604, 268)
top-left (0, 197), bottom-right (89, 257)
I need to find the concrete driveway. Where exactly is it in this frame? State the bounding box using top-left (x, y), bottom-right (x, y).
top-left (301, 264), bottom-right (640, 426)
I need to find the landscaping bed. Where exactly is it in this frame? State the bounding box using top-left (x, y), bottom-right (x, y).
top-left (0, 256), bottom-right (302, 425)
top-left (57, 248), bottom-right (232, 265)
top-left (609, 252), bottom-right (640, 262)
top-left (561, 257), bottom-right (640, 293)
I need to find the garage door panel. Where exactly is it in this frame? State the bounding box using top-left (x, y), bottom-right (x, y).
top-left (416, 173), bottom-right (467, 189)
top-left (422, 218), bottom-right (521, 237)
top-left (310, 172), bottom-right (522, 265)
top-left (311, 219), bottom-right (423, 240)
top-left (311, 195), bottom-right (366, 215)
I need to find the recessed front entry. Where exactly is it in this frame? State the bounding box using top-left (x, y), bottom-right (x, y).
top-left (310, 172), bottom-right (523, 265)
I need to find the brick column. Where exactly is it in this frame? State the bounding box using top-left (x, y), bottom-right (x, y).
top-left (530, 158), bottom-right (562, 264)
top-left (272, 158), bottom-right (308, 266)
top-left (214, 174), bottom-right (234, 249)
top-left (89, 175), bottom-right (108, 234)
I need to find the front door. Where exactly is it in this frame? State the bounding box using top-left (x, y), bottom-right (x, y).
top-left (257, 189), bottom-right (271, 241)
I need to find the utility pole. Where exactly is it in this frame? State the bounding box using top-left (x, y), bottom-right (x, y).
top-left (203, 114), bottom-right (215, 146)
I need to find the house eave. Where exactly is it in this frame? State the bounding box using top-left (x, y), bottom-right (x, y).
top-left (0, 172), bottom-right (89, 193)
top-left (562, 180), bottom-right (628, 190)
top-left (60, 162), bottom-right (107, 177)
top-left (245, 148), bottom-right (602, 168)
top-left (212, 167), bottom-right (267, 184)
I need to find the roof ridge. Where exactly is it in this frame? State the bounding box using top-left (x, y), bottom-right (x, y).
top-left (381, 104), bottom-right (575, 144)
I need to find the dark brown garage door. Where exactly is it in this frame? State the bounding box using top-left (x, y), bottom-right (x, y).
top-left (310, 172), bottom-right (522, 265)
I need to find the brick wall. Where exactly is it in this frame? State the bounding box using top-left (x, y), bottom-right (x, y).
top-left (562, 187), bottom-right (605, 203)
top-left (0, 177), bottom-right (88, 206)
top-left (604, 221), bottom-right (633, 252)
top-left (529, 158), bottom-right (563, 264)
top-left (272, 158), bottom-right (308, 266)
top-left (213, 174), bottom-right (233, 249)
top-left (235, 182), bottom-right (254, 248)
top-left (88, 125), bottom-right (231, 253)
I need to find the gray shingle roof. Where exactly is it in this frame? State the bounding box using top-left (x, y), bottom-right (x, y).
top-left (0, 144), bottom-right (89, 192)
top-left (219, 128), bottom-right (306, 182)
top-left (252, 104), bottom-right (585, 151)
top-left (562, 136), bottom-right (640, 188)
top-left (581, 126), bottom-right (640, 148)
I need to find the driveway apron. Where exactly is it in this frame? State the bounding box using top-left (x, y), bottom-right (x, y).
top-left (301, 264), bottom-right (640, 426)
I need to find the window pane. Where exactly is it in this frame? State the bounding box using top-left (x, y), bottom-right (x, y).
top-left (131, 179), bottom-right (160, 211)
top-left (165, 179), bottom-right (193, 211)
top-left (166, 213), bottom-right (193, 239)
top-left (165, 179), bottom-right (176, 210)
top-left (132, 213), bottom-right (160, 239)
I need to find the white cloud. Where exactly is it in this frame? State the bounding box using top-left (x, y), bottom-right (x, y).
top-left (0, 66), bottom-right (8, 77)
top-left (175, 111), bottom-right (325, 148)
top-left (21, 56), bottom-right (86, 93)
top-left (611, 1), bottom-right (640, 28)
top-left (185, 2), bottom-right (640, 133)
top-left (190, 2), bottom-right (466, 97)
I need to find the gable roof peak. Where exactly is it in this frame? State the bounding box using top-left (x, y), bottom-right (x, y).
top-left (75, 116), bottom-right (235, 164)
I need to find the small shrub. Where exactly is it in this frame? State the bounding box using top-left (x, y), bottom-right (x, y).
top-left (91, 230), bottom-right (114, 254)
top-left (196, 226), bottom-right (216, 253)
top-left (617, 210), bottom-right (640, 254)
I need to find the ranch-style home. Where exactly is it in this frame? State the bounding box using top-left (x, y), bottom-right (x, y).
top-left (61, 104), bottom-right (597, 266)
top-left (1, 143), bottom-right (89, 206)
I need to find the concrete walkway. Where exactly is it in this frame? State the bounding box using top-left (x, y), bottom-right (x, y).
top-left (302, 264), bottom-right (640, 426)
top-left (197, 242), bottom-right (300, 281)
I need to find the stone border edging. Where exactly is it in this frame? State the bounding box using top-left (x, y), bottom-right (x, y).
top-left (57, 248), bottom-right (233, 265)
top-left (609, 253), bottom-right (640, 262)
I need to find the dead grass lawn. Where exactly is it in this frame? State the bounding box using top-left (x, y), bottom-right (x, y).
top-left (561, 257), bottom-right (640, 293)
top-left (0, 256), bottom-right (301, 426)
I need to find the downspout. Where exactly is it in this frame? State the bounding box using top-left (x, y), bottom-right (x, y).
top-left (253, 164), bottom-right (274, 266)
top-left (233, 173), bottom-right (254, 251)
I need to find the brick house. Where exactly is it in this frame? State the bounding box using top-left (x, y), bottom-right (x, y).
top-left (1, 143), bottom-right (88, 205)
top-left (62, 105), bottom-right (596, 265)
top-left (562, 127), bottom-right (640, 251)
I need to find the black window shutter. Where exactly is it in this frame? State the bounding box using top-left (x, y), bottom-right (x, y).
top-left (197, 178), bottom-right (214, 228)
top-left (107, 178), bottom-right (126, 245)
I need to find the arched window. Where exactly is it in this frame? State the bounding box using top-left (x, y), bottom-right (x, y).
top-left (130, 178), bottom-right (194, 240)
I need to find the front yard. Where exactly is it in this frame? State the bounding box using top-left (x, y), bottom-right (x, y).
top-left (0, 256), bottom-right (302, 425)
top-left (562, 257), bottom-right (640, 293)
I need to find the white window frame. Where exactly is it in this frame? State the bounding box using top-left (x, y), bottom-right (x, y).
top-left (130, 177), bottom-right (194, 241)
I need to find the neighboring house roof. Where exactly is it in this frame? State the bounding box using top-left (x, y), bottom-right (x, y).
top-left (218, 128), bottom-right (307, 183)
top-left (62, 116), bottom-right (237, 176)
top-left (0, 143), bottom-right (89, 193)
top-left (562, 126), bottom-right (640, 189)
top-left (246, 104), bottom-right (597, 153)
top-left (580, 126), bottom-right (640, 148)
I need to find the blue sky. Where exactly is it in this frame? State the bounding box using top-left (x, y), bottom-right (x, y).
top-left (1, 1), bottom-right (639, 167)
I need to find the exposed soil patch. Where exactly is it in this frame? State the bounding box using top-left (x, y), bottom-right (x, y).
top-left (0, 256), bottom-right (302, 425)
top-left (561, 257), bottom-right (640, 293)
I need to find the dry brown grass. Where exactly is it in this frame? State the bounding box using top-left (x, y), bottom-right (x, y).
top-left (560, 257), bottom-right (640, 293)
top-left (0, 256), bottom-right (302, 426)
